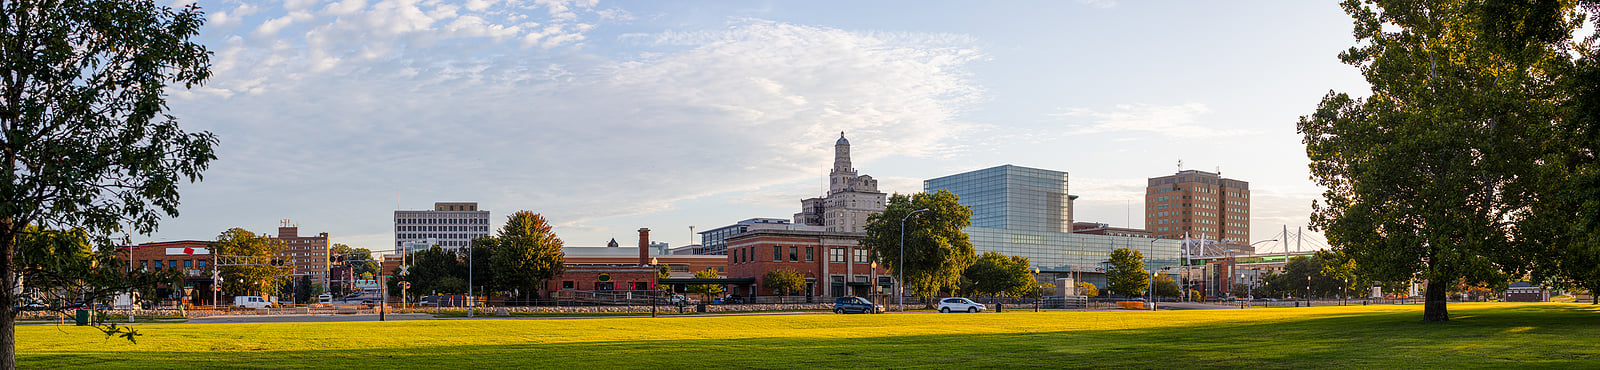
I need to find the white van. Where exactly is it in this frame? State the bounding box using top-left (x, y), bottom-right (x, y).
top-left (233, 295), bottom-right (272, 308)
top-left (317, 293), bottom-right (333, 304)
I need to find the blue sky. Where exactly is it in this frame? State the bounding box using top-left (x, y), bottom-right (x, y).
top-left (151, 0), bottom-right (1367, 254)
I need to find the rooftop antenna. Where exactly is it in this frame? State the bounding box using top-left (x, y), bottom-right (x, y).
top-left (280, 219), bottom-right (291, 227)
top-left (1215, 166), bottom-right (1221, 176)
top-left (1177, 158), bottom-right (1184, 172)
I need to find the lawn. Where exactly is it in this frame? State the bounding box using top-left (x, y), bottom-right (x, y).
top-left (17, 302), bottom-right (1600, 369)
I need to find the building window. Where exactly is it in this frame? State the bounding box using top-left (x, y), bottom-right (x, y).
top-left (789, 246), bottom-right (798, 262)
top-left (632, 282), bottom-right (649, 290)
top-left (830, 248), bottom-right (845, 263)
top-left (197, 260), bottom-right (207, 269)
top-left (184, 260), bottom-right (193, 268)
top-left (853, 249), bottom-right (868, 264)
top-left (806, 247), bottom-right (814, 262)
top-left (562, 281), bottom-right (574, 289)
top-left (774, 246), bottom-right (782, 262)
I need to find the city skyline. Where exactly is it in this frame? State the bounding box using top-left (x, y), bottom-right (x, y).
top-left (140, 1), bottom-right (1361, 254)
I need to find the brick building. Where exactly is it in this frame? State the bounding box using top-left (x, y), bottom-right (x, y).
top-left (271, 224), bottom-right (331, 286)
top-left (544, 228), bottom-right (725, 296)
top-left (724, 226), bottom-right (888, 298)
top-left (1146, 169), bottom-right (1250, 242)
top-left (120, 240), bottom-right (215, 305)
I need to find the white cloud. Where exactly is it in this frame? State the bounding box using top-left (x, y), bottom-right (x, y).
top-left (1051, 102), bottom-right (1257, 138)
top-left (162, 15), bottom-right (984, 248)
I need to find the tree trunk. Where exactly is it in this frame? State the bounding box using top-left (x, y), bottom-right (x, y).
top-left (1, 311), bottom-right (11, 370)
top-left (1423, 279), bottom-right (1449, 322)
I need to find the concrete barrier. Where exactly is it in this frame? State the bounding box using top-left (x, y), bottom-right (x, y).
top-left (335, 307), bottom-right (358, 315)
top-left (255, 308), bottom-right (271, 315)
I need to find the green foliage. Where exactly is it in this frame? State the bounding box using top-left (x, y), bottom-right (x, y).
top-left (1105, 248), bottom-right (1146, 298)
top-left (331, 244), bottom-right (378, 277)
top-left (688, 268), bottom-right (724, 300)
top-left (1299, 0), bottom-right (1590, 321)
top-left (762, 269), bottom-right (806, 296)
top-left (962, 251), bottom-right (1036, 297)
top-left (484, 211), bottom-right (565, 299)
top-left (15, 226), bottom-right (178, 345)
top-left (1076, 282), bottom-right (1098, 298)
top-left (1154, 275), bottom-right (1180, 299)
top-left (213, 228), bottom-right (287, 298)
top-left (861, 190), bottom-right (976, 301)
top-left (393, 246), bottom-right (467, 296)
top-left (0, 0), bottom-right (218, 361)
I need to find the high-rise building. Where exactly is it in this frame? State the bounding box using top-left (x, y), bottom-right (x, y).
top-left (271, 223), bottom-right (330, 285)
top-left (794, 133), bottom-right (886, 233)
top-left (1145, 170), bottom-right (1249, 242)
top-left (393, 202), bottom-right (492, 253)
top-left (924, 165), bottom-right (1073, 233)
top-left (926, 165), bottom-right (1181, 289)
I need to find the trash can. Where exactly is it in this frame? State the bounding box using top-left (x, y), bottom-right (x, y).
top-left (696, 303), bottom-right (707, 313)
top-left (74, 309), bottom-right (91, 326)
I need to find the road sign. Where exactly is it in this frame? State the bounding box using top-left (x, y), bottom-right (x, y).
top-left (398, 265), bottom-right (410, 276)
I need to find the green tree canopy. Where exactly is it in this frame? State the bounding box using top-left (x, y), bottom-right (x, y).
top-left (688, 268), bottom-right (724, 301)
top-left (213, 228), bottom-right (287, 298)
top-left (1154, 275), bottom-right (1181, 299)
top-left (1299, 0), bottom-right (1589, 321)
top-left (392, 246), bottom-right (466, 296)
top-left (861, 190), bottom-right (975, 303)
top-left (0, 0), bottom-right (218, 362)
top-left (331, 244), bottom-right (378, 277)
top-left (763, 269), bottom-right (805, 296)
top-left (486, 211), bottom-right (565, 299)
top-left (1105, 248), bottom-right (1146, 298)
top-left (963, 251), bottom-right (1036, 298)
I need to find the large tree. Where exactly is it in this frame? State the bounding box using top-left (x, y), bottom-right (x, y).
top-left (212, 228), bottom-right (286, 300)
top-left (1299, 0), bottom-right (1585, 321)
top-left (963, 251), bottom-right (1036, 298)
top-left (485, 211), bottom-right (565, 299)
top-left (0, 0), bottom-right (216, 365)
top-left (1518, 1), bottom-right (1600, 304)
top-left (862, 190), bottom-right (975, 303)
top-left (1105, 248), bottom-right (1146, 298)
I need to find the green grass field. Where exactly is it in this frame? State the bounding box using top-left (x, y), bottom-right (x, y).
top-left (18, 302), bottom-right (1600, 369)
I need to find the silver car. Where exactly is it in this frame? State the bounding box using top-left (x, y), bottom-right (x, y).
top-left (937, 297), bottom-right (986, 313)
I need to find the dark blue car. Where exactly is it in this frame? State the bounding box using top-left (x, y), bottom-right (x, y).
top-left (833, 296), bottom-right (882, 314)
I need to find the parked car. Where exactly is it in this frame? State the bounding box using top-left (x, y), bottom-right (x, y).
top-left (937, 297), bottom-right (986, 313)
top-left (666, 294), bottom-right (690, 305)
top-left (317, 293), bottom-right (333, 304)
top-left (833, 296), bottom-right (882, 314)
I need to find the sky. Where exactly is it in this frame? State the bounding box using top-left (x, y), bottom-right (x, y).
top-left (148, 0), bottom-right (1373, 255)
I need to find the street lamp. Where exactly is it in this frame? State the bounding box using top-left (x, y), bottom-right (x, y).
top-left (1030, 267), bottom-right (1041, 312)
top-left (899, 208), bottom-right (930, 313)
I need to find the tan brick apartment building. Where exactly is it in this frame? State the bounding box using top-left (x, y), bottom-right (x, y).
top-left (272, 224), bottom-right (331, 286)
top-left (1146, 170), bottom-right (1250, 242)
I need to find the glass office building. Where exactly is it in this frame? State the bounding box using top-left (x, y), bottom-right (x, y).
top-left (927, 165), bottom-right (1181, 288)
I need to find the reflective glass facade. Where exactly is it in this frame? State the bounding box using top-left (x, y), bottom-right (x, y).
top-left (927, 165), bottom-right (1181, 287)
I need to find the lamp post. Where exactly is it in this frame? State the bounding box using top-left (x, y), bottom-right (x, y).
top-left (467, 242), bottom-right (475, 318)
top-left (1031, 267), bottom-right (1041, 312)
top-left (899, 208), bottom-right (930, 313)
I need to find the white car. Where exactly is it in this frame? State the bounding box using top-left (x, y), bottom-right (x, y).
top-left (937, 297), bottom-right (986, 313)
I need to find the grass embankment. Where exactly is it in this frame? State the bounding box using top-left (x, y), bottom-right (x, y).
top-left (18, 303), bottom-right (1599, 369)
